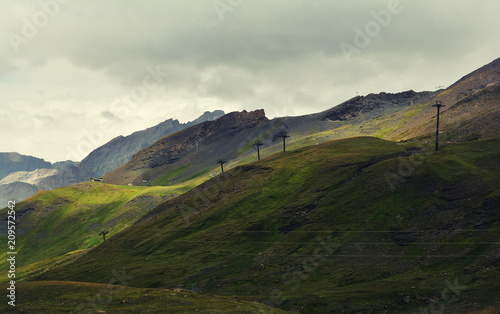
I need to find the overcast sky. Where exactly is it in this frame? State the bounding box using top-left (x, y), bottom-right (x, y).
top-left (1, 0), bottom-right (499, 163)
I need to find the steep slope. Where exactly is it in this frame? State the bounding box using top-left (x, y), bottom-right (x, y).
top-left (79, 110), bottom-right (224, 177)
top-left (0, 180), bottom-right (201, 270)
top-left (318, 90), bottom-right (435, 123)
top-left (261, 90), bottom-right (436, 141)
top-left (391, 81), bottom-right (500, 142)
top-left (383, 58), bottom-right (500, 141)
top-left (274, 57), bottom-right (500, 152)
top-left (318, 57), bottom-right (500, 143)
top-left (33, 136), bottom-right (500, 313)
top-left (0, 152), bottom-right (52, 180)
top-left (104, 109), bottom-right (271, 185)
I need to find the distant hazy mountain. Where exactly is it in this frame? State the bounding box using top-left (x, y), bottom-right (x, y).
top-left (0, 168), bottom-right (58, 187)
top-left (0, 164), bottom-right (87, 206)
top-left (386, 57), bottom-right (500, 141)
top-left (0, 169), bottom-right (56, 206)
top-left (0, 153), bottom-right (52, 180)
top-left (79, 110), bottom-right (224, 177)
top-left (0, 181), bottom-right (39, 207)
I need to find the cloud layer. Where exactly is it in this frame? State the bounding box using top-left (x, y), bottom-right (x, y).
top-left (1, 0), bottom-right (499, 162)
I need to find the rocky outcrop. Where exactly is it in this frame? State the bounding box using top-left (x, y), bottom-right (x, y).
top-left (320, 90), bottom-right (435, 122)
top-left (146, 110), bottom-right (268, 169)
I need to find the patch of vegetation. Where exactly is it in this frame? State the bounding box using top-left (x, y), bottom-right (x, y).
top-left (0, 182), bottom-right (188, 270)
top-left (152, 163), bottom-right (192, 186)
top-left (0, 281), bottom-right (286, 313)
top-left (0, 249), bottom-right (89, 284)
top-left (30, 137), bottom-right (500, 313)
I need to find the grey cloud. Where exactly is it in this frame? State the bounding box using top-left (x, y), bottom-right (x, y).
top-left (100, 110), bottom-right (121, 122)
top-left (1, 0), bottom-right (499, 161)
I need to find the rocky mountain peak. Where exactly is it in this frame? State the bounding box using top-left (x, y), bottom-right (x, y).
top-left (214, 109), bottom-right (268, 130)
top-left (320, 90), bottom-right (433, 122)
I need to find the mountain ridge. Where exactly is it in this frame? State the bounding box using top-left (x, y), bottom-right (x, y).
top-left (104, 109), bottom-right (270, 185)
top-left (79, 110), bottom-right (225, 177)
top-left (0, 152), bottom-right (52, 180)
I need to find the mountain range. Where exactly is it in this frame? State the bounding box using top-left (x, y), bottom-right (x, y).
top-left (79, 110), bottom-right (225, 178)
top-left (1, 57), bottom-right (499, 313)
top-left (0, 110), bottom-right (223, 205)
top-left (0, 153), bottom-right (52, 180)
top-left (102, 58), bottom-right (500, 187)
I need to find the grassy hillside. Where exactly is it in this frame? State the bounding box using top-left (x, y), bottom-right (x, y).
top-left (0, 180), bottom-right (203, 271)
top-left (0, 281), bottom-right (286, 313)
top-left (31, 136), bottom-right (500, 313)
top-left (0, 249), bottom-right (89, 284)
top-left (274, 58), bottom-right (500, 149)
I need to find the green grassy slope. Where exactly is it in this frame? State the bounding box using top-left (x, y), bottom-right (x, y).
top-left (276, 58), bottom-right (500, 148)
top-left (0, 249), bottom-right (89, 284)
top-left (0, 281), bottom-right (286, 313)
top-left (0, 181), bottom-right (199, 271)
top-left (279, 84), bottom-right (500, 151)
top-left (32, 137), bottom-right (500, 313)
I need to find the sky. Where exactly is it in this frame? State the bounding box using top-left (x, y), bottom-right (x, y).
top-left (1, 0), bottom-right (499, 163)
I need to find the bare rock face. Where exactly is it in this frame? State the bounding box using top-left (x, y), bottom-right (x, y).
top-left (213, 109), bottom-right (268, 130)
top-left (145, 110), bottom-right (269, 169)
top-left (320, 90), bottom-right (434, 122)
top-left (105, 109), bottom-right (270, 185)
